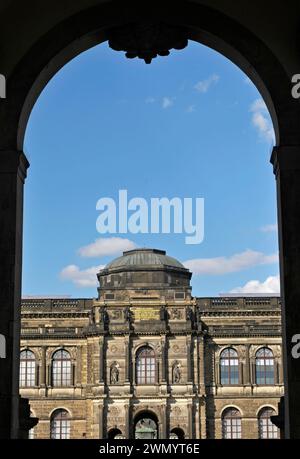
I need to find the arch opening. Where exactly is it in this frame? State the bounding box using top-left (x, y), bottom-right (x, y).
top-left (170, 427), bottom-right (185, 439)
top-left (5, 1), bottom-right (291, 152)
top-left (134, 411), bottom-right (159, 440)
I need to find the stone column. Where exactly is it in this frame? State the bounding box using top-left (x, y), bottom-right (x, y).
top-left (271, 146), bottom-right (300, 438)
top-left (160, 337), bottom-right (166, 382)
top-left (0, 150), bottom-right (29, 439)
top-left (40, 347), bottom-right (46, 386)
top-left (124, 337), bottom-right (130, 383)
top-left (99, 338), bottom-right (104, 383)
top-left (99, 402), bottom-right (104, 439)
top-left (76, 346), bottom-right (82, 385)
top-left (124, 404), bottom-right (130, 439)
top-left (199, 398), bottom-right (207, 439)
top-left (188, 403), bottom-right (193, 439)
top-left (160, 404), bottom-right (167, 439)
top-left (198, 335), bottom-right (205, 395)
top-left (244, 345), bottom-right (251, 385)
top-left (186, 339), bottom-right (192, 383)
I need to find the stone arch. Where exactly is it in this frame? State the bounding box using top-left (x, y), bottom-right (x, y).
top-left (49, 406), bottom-right (72, 419)
top-left (20, 347), bottom-right (39, 361)
top-left (256, 405), bottom-right (278, 417)
top-left (133, 342), bottom-right (156, 355)
top-left (170, 427), bottom-right (185, 439)
top-left (1, 0), bottom-right (298, 152)
top-left (221, 405), bottom-right (244, 418)
top-left (134, 410), bottom-right (159, 440)
top-left (107, 428), bottom-right (123, 439)
top-left (218, 346), bottom-right (240, 359)
top-left (1, 0), bottom-right (300, 439)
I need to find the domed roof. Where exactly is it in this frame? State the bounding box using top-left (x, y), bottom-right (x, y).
top-left (105, 248), bottom-right (186, 271)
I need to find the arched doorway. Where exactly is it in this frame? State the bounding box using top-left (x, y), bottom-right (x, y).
top-left (134, 412), bottom-right (159, 439)
top-left (170, 428), bottom-right (185, 439)
top-left (107, 428), bottom-right (124, 439)
top-left (1, 0), bottom-right (300, 439)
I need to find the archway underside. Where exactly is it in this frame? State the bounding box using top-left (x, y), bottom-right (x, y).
top-left (1, 0), bottom-right (300, 440)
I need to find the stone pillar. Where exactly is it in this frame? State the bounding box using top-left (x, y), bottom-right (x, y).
top-left (0, 150), bottom-right (29, 439)
top-left (160, 337), bottom-right (166, 382)
top-left (199, 397), bottom-right (207, 439)
top-left (186, 339), bottom-right (192, 383)
top-left (194, 399), bottom-right (200, 439)
top-left (40, 347), bottom-right (46, 386)
top-left (76, 346), bottom-right (81, 385)
top-left (279, 359), bottom-right (284, 385)
top-left (188, 403), bottom-right (193, 439)
top-left (244, 345), bottom-right (251, 385)
top-left (271, 146), bottom-right (300, 438)
top-left (160, 404), bottom-right (167, 439)
top-left (99, 402), bottom-right (104, 439)
top-left (99, 338), bottom-right (104, 383)
top-left (124, 337), bottom-right (130, 383)
top-left (198, 335), bottom-right (205, 394)
top-left (124, 404), bottom-right (130, 439)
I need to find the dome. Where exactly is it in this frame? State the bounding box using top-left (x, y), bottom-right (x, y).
top-left (105, 248), bottom-right (186, 271)
top-left (98, 248), bottom-right (192, 299)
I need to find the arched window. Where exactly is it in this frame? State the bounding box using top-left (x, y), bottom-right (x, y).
top-left (20, 350), bottom-right (36, 387)
top-left (255, 348), bottom-right (275, 385)
top-left (136, 347), bottom-right (156, 384)
top-left (222, 408), bottom-right (242, 439)
top-left (220, 348), bottom-right (239, 385)
top-left (52, 350), bottom-right (72, 387)
top-left (258, 408), bottom-right (279, 439)
top-left (50, 409), bottom-right (70, 439)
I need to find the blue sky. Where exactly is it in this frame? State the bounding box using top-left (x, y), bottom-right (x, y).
top-left (23, 40), bottom-right (279, 298)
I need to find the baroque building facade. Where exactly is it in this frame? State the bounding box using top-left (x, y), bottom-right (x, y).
top-left (20, 249), bottom-right (283, 439)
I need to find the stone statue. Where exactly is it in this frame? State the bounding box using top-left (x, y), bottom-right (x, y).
top-left (173, 363), bottom-right (181, 383)
top-left (110, 364), bottom-right (119, 384)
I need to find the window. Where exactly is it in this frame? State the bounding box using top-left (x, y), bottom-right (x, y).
top-left (220, 348), bottom-right (239, 385)
top-left (20, 350), bottom-right (36, 387)
top-left (50, 409), bottom-right (70, 439)
top-left (52, 349), bottom-right (72, 387)
top-left (222, 408), bottom-right (242, 439)
top-left (258, 408), bottom-right (279, 439)
top-left (256, 348), bottom-right (275, 385)
top-left (174, 292), bottom-right (185, 300)
top-left (136, 347), bottom-right (156, 384)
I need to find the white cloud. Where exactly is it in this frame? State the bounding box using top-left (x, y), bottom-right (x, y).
top-left (186, 104), bottom-right (196, 113)
top-left (60, 264), bottom-right (104, 288)
top-left (78, 237), bottom-right (136, 258)
top-left (145, 97), bottom-right (155, 104)
top-left (194, 74), bottom-right (220, 93)
top-left (260, 224), bottom-right (278, 233)
top-left (183, 249), bottom-right (278, 276)
top-left (162, 97), bottom-right (174, 109)
top-left (230, 275), bottom-right (280, 294)
top-left (250, 98), bottom-right (275, 143)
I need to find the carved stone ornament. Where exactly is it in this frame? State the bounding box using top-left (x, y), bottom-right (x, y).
top-left (108, 23), bottom-right (188, 64)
